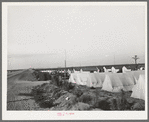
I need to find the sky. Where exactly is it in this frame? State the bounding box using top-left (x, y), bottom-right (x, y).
top-left (7, 4), bottom-right (146, 70)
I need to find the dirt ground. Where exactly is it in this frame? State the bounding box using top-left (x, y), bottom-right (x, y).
top-left (7, 70), bottom-right (49, 110)
top-left (7, 70), bottom-right (145, 111)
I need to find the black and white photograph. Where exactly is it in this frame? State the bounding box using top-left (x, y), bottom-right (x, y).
top-left (2, 2), bottom-right (147, 120)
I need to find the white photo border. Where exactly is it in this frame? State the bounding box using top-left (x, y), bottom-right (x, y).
top-left (2, 2), bottom-right (148, 120)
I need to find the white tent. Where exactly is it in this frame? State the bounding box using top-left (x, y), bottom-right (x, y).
top-left (131, 74), bottom-right (145, 100)
top-left (126, 70), bottom-right (145, 80)
top-left (111, 67), bottom-right (116, 73)
top-left (69, 70), bottom-right (145, 92)
top-left (96, 67), bottom-right (100, 72)
top-left (94, 67), bottom-right (100, 73)
top-left (78, 73), bottom-right (93, 87)
top-left (69, 73), bottom-right (90, 86)
top-left (111, 67), bottom-right (119, 73)
top-left (117, 73), bottom-right (136, 91)
top-left (73, 69), bottom-right (76, 73)
top-left (67, 69), bottom-right (71, 74)
top-left (103, 67), bottom-right (108, 72)
top-left (103, 67), bottom-right (112, 72)
top-left (69, 74), bottom-right (75, 83)
top-left (101, 73), bottom-right (137, 92)
top-left (101, 75), bottom-right (113, 92)
top-left (122, 66), bottom-right (131, 73)
top-left (68, 72), bottom-right (106, 87)
top-left (80, 69), bottom-right (83, 73)
top-left (140, 67), bottom-right (145, 70)
top-left (73, 69), bottom-right (80, 73)
top-left (89, 73), bottom-right (105, 87)
top-left (69, 73), bottom-right (84, 85)
top-left (102, 74), bottom-right (124, 92)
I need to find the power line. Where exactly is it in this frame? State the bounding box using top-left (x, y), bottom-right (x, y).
top-left (65, 49), bottom-right (66, 68)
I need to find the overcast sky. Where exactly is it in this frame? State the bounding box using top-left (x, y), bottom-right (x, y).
top-left (7, 4), bottom-right (146, 70)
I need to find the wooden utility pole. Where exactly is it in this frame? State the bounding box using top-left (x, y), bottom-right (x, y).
top-left (114, 54), bottom-right (115, 65)
top-left (65, 49), bottom-right (66, 68)
top-left (132, 55), bottom-right (139, 64)
top-left (64, 49), bottom-right (66, 81)
top-left (132, 55), bottom-right (139, 70)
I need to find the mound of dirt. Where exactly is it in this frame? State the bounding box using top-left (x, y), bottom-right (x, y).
top-left (17, 69), bottom-right (38, 81)
top-left (31, 70), bottom-right (51, 81)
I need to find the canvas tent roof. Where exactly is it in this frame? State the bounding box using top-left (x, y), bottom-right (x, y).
top-left (101, 73), bottom-right (137, 92)
top-left (80, 69), bottom-right (83, 73)
top-left (126, 70), bottom-right (145, 80)
top-left (69, 72), bottom-right (111, 88)
top-left (111, 67), bottom-right (119, 73)
top-left (89, 73), bottom-right (107, 87)
top-left (122, 66), bottom-right (131, 73)
top-left (131, 74), bottom-right (145, 100)
top-left (103, 67), bottom-right (112, 72)
top-left (69, 73), bottom-right (92, 87)
top-left (68, 70), bottom-right (145, 92)
top-left (116, 73), bottom-right (136, 91)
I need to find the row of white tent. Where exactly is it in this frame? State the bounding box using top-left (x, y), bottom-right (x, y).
top-left (68, 70), bottom-right (145, 100)
top-left (40, 66), bottom-right (144, 74)
top-left (69, 66), bottom-right (131, 73)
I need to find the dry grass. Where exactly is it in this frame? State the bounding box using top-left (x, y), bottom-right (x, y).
top-left (30, 72), bottom-right (145, 111)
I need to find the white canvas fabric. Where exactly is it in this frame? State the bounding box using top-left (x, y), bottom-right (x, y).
top-left (131, 74), bottom-right (145, 100)
top-left (78, 73), bottom-right (92, 87)
top-left (96, 67), bottom-right (100, 72)
top-left (80, 69), bottom-right (83, 73)
top-left (126, 70), bottom-right (145, 80)
top-left (111, 67), bottom-right (119, 73)
top-left (108, 74), bottom-right (124, 92)
top-left (111, 67), bottom-right (116, 73)
top-left (68, 71), bottom-right (145, 92)
top-left (112, 67), bottom-right (119, 73)
top-left (122, 66), bottom-right (131, 73)
top-left (101, 75), bottom-right (113, 92)
top-left (68, 74), bottom-right (76, 83)
top-left (73, 69), bottom-right (80, 73)
top-left (73, 69), bottom-right (76, 73)
top-left (67, 69), bottom-right (71, 74)
top-left (101, 73), bottom-right (136, 92)
top-left (69, 73), bottom-right (84, 85)
top-left (102, 75), bottom-right (123, 92)
top-left (140, 67), bottom-right (144, 70)
top-left (103, 67), bottom-right (112, 72)
top-left (89, 73), bottom-right (105, 87)
top-left (103, 67), bottom-right (107, 72)
top-left (69, 72), bottom-right (107, 87)
top-left (117, 73), bottom-right (136, 91)
top-left (69, 73), bottom-right (92, 86)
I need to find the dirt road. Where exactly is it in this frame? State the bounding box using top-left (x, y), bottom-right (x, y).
top-left (7, 70), bottom-right (49, 110)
